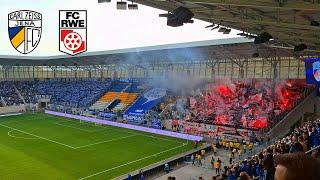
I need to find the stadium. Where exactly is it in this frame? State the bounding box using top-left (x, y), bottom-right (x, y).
top-left (0, 0), bottom-right (320, 180)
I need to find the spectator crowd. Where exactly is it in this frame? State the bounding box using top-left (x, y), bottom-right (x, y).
top-left (209, 119), bottom-right (320, 180)
top-left (162, 79), bottom-right (314, 130)
top-left (0, 80), bottom-right (110, 108)
top-left (0, 81), bottom-right (24, 106)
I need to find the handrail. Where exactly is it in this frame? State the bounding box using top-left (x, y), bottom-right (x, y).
top-left (267, 89), bottom-right (316, 139)
top-left (0, 96), bottom-right (7, 107)
top-left (306, 145), bottom-right (320, 154)
top-left (13, 84), bottom-right (26, 104)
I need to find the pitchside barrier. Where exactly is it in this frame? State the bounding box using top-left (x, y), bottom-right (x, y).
top-left (117, 144), bottom-right (212, 180)
top-left (45, 110), bottom-right (203, 141)
top-left (0, 105), bottom-right (26, 115)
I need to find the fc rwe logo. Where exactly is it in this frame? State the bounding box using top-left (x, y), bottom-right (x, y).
top-left (59, 10), bottom-right (87, 56)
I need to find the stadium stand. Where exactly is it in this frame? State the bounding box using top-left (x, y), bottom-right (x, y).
top-left (14, 81), bottom-right (37, 103)
top-left (0, 78), bottom-right (319, 180)
top-left (124, 88), bottom-right (167, 124)
top-left (1, 78), bottom-right (315, 134)
top-left (0, 81), bottom-right (24, 106)
top-left (0, 80), bottom-right (111, 108)
top-left (35, 80), bottom-right (110, 108)
top-left (162, 79), bottom-right (314, 130)
top-left (90, 81), bottom-right (142, 112)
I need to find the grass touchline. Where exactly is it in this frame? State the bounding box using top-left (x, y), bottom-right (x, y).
top-left (0, 113), bottom-right (193, 179)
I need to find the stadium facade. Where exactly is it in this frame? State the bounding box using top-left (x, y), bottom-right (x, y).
top-left (0, 37), bottom-right (318, 81)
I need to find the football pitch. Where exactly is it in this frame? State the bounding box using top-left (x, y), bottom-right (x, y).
top-left (0, 113), bottom-right (193, 180)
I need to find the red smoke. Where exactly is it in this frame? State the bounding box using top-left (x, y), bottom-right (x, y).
top-left (216, 85), bottom-right (234, 98)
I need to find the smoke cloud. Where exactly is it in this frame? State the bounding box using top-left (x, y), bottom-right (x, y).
top-left (113, 46), bottom-right (207, 95)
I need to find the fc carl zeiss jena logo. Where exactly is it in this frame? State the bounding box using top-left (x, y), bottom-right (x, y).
top-left (8, 10), bottom-right (42, 54)
top-left (59, 10), bottom-right (87, 56)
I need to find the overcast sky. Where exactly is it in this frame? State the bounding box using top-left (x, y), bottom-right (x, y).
top-left (0, 0), bottom-right (240, 56)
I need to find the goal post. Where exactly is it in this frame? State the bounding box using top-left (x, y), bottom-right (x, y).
top-left (79, 119), bottom-right (93, 125)
top-left (79, 119), bottom-right (103, 127)
top-left (94, 122), bottom-right (103, 126)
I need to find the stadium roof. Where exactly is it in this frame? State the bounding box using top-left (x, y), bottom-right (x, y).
top-left (0, 37), bottom-right (318, 66)
top-left (133, 0), bottom-right (320, 51)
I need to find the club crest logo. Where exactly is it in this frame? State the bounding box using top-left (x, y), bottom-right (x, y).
top-left (313, 61), bottom-right (320, 82)
top-left (59, 10), bottom-right (87, 56)
top-left (8, 10), bottom-right (42, 54)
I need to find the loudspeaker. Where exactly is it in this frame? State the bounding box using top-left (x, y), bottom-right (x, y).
top-left (252, 53), bottom-right (260, 57)
top-left (294, 44), bottom-right (307, 52)
top-left (167, 6), bottom-right (194, 27)
top-left (223, 29), bottom-right (231, 34)
top-left (254, 32), bottom-right (272, 44)
top-left (167, 16), bottom-right (184, 27)
top-left (311, 21), bottom-right (320, 26)
top-left (98, 0), bottom-right (111, 3)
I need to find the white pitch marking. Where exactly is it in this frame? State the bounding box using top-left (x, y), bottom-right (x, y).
top-left (52, 122), bottom-right (94, 132)
top-left (0, 123), bottom-right (76, 149)
top-left (74, 134), bottom-right (138, 149)
top-left (54, 120), bottom-right (184, 145)
top-left (52, 121), bottom-right (183, 148)
top-left (134, 133), bottom-right (185, 145)
top-left (111, 140), bottom-right (189, 180)
top-left (56, 121), bottom-right (184, 146)
top-left (122, 130), bottom-right (185, 145)
top-left (54, 121), bottom-right (124, 133)
top-left (0, 113), bottom-right (22, 117)
top-left (58, 120), bottom-right (110, 133)
top-left (7, 130), bottom-right (39, 140)
top-left (78, 143), bottom-right (187, 180)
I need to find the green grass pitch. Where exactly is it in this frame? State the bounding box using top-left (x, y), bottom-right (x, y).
top-left (0, 113), bottom-right (193, 180)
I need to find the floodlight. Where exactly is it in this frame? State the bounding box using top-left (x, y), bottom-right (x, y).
top-left (311, 21), bottom-right (319, 26)
top-left (117, 1), bottom-right (127, 10)
top-left (128, 4), bottom-right (138, 10)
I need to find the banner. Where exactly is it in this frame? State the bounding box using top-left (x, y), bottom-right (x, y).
top-left (167, 119), bottom-right (257, 141)
top-left (125, 88), bottom-right (166, 116)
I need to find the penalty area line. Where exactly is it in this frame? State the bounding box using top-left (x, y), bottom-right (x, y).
top-left (78, 143), bottom-right (187, 180)
top-left (0, 123), bottom-right (76, 149)
top-left (7, 130), bottom-right (39, 139)
top-left (134, 133), bottom-right (185, 145)
top-left (52, 122), bottom-right (94, 132)
top-left (74, 134), bottom-right (138, 149)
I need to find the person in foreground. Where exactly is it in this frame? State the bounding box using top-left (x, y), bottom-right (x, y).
top-left (274, 152), bottom-right (320, 180)
top-left (235, 152), bottom-right (320, 180)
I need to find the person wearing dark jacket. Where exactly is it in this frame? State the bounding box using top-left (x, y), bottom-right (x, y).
top-left (289, 135), bottom-right (304, 153)
top-left (263, 148), bottom-right (275, 180)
